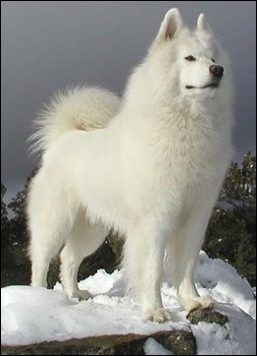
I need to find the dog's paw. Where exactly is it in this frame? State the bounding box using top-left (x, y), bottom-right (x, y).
top-left (181, 295), bottom-right (214, 313)
top-left (70, 289), bottom-right (92, 301)
top-left (144, 308), bottom-right (171, 323)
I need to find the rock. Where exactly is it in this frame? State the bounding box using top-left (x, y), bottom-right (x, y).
top-left (1, 329), bottom-right (196, 355)
top-left (187, 308), bottom-right (228, 326)
top-left (153, 330), bottom-right (197, 355)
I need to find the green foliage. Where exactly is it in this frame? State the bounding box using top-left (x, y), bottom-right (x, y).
top-left (219, 151), bottom-right (256, 208)
top-left (7, 187), bottom-right (28, 245)
top-left (1, 182), bottom-right (30, 287)
top-left (1, 183), bottom-right (9, 235)
top-left (204, 151), bottom-right (256, 286)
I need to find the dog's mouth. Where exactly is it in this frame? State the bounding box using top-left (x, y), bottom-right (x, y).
top-left (185, 81), bottom-right (220, 90)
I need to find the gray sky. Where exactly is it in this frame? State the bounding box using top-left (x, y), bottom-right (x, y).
top-left (1, 1), bottom-right (256, 200)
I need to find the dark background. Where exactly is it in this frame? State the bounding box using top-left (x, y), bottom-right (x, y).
top-left (1, 1), bottom-right (256, 200)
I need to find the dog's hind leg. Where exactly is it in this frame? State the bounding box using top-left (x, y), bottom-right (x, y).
top-left (28, 173), bottom-right (74, 289)
top-left (29, 218), bottom-right (68, 289)
top-left (60, 216), bottom-right (106, 300)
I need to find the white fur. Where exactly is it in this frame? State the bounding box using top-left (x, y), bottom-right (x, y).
top-left (27, 8), bottom-right (233, 322)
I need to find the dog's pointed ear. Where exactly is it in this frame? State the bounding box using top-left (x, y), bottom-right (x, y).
top-left (197, 13), bottom-right (212, 34)
top-left (156, 8), bottom-right (183, 42)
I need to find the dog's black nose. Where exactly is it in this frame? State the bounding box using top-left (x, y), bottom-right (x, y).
top-left (209, 65), bottom-right (224, 79)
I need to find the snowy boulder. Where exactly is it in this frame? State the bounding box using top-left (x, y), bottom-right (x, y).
top-left (1, 330), bottom-right (196, 355)
top-left (1, 253), bottom-right (256, 355)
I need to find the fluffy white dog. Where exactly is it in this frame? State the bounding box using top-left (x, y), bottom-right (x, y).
top-left (28, 8), bottom-right (233, 322)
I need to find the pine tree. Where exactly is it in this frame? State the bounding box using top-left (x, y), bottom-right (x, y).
top-left (1, 183), bottom-right (8, 227)
top-left (204, 151), bottom-right (256, 286)
top-left (1, 183), bottom-right (9, 242)
top-left (8, 187), bottom-right (28, 246)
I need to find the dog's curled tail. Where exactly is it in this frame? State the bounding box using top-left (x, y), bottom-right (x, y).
top-left (29, 86), bottom-right (120, 155)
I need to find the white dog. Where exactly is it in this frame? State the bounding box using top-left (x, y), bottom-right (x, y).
top-left (27, 8), bottom-right (233, 322)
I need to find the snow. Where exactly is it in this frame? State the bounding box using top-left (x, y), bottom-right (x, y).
top-left (1, 251), bottom-right (256, 355)
top-left (144, 338), bottom-right (173, 355)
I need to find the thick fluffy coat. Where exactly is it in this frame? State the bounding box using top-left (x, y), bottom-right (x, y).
top-left (27, 9), bottom-right (233, 322)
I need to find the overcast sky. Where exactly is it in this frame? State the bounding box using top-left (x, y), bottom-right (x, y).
top-left (1, 1), bottom-right (256, 200)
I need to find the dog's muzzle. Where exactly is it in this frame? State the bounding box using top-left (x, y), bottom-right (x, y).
top-left (209, 65), bottom-right (224, 79)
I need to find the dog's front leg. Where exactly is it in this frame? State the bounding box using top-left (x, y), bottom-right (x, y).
top-left (124, 225), bottom-right (171, 322)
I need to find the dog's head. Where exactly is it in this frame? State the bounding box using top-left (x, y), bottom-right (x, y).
top-left (150, 8), bottom-right (229, 99)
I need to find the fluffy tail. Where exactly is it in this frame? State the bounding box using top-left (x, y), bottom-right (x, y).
top-left (29, 86), bottom-right (120, 154)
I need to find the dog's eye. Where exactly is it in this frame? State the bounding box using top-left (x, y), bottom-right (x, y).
top-left (211, 58), bottom-right (216, 63)
top-left (185, 55), bottom-right (196, 62)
